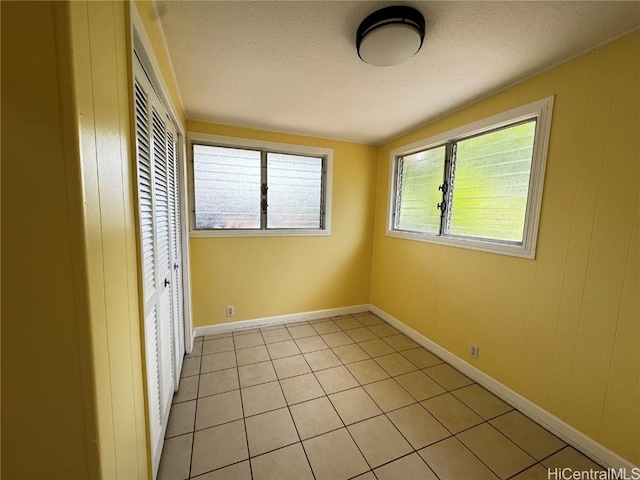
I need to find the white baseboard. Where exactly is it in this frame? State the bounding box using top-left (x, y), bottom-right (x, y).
top-left (369, 304), bottom-right (637, 471)
top-left (193, 304), bottom-right (370, 338)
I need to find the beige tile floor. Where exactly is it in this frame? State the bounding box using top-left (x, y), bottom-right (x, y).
top-left (158, 313), bottom-right (604, 480)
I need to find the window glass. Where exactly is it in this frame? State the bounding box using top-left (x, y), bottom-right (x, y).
top-left (395, 146), bottom-right (446, 234)
top-left (193, 145), bottom-right (261, 229)
top-left (191, 142), bottom-right (329, 233)
top-left (267, 153), bottom-right (323, 229)
top-left (448, 121), bottom-right (536, 242)
top-left (388, 97), bottom-right (553, 258)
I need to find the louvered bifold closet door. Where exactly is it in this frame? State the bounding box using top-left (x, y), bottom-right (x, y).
top-left (134, 58), bottom-right (182, 475)
top-left (134, 78), bottom-right (163, 458)
top-left (167, 129), bottom-right (185, 382)
top-left (151, 104), bottom-right (176, 425)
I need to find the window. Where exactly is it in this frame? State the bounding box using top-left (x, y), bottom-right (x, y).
top-left (388, 96), bottom-right (553, 258)
top-left (188, 133), bottom-right (332, 237)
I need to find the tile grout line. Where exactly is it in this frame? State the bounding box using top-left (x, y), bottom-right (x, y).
top-left (423, 393), bottom-right (534, 480)
top-left (183, 385), bottom-right (561, 458)
top-left (268, 324), bottom-right (318, 480)
top-left (287, 319), bottom-right (347, 474)
top-left (347, 375), bottom-right (429, 475)
top-left (305, 316), bottom-right (403, 476)
top-left (324, 321), bottom-right (513, 478)
top-left (339, 328), bottom-right (454, 478)
top-left (187, 343), bottom-right (204, 479)
top-left (417, 371), bottom-right (549, 478)
top-left (468, 419), bottom-right (541, 473)
top-left (451, 429), bottom-right (507, 480)
top-left (193, 336), bottom-right (487, 467)
top-left (237, 331), bottom-right (256, 480)
top-left (290, 318), bottom-right (375, 478)
top-left (170, 315), bottom-right (586, 479)
top-left (182, 335), bottom-right (253, 478)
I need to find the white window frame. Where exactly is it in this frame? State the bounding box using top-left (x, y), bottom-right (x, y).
top-left (188, 132), bottom-right (333, 238)
top-left (387, 96), bottom-right (554, 259)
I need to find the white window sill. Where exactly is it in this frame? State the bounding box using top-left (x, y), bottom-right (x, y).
top-left (386, 229), bottom-right (535, 259)
top-left (190, 229), bottom-right (331, 238)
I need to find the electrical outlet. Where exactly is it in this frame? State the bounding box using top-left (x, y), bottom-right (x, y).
top-left (469, 343), bottom-right (479, 359)
top-left (226, 305), bottom-right (235, 317)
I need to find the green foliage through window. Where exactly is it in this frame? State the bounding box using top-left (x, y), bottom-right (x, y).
top-left (394, 120), bottom-right (537, 244)
top-left (396, 146), bottom-right (446, 234)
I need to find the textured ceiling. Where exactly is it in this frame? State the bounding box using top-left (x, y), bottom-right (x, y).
top-left (158, 1), bottom-right (640, 145)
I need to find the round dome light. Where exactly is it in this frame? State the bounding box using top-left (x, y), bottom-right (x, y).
top-left (356, 6), bottom-right (426, 67)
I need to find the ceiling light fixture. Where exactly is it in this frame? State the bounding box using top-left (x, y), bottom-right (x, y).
top-left (356, 6), bottom-right (426, 67)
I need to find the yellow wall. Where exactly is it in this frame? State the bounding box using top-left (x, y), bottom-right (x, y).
top-left (66, 2), bottom-right (149, 477)
top-left (63, 1), bottom-right (186, 476)
top-left (188, 121), bottom-right (378, 327)
top-left (1, 2), bottom-right (4, 474)
top-left (2, 1), bottom-right (170, 478)
top-left (1, 2), bottom-right (98, 477)
top-left (134, 0), bottom-right (186, 129)
top-left (2, 1), bottom-right (636, 474)
top-left (370, 31), bottom-right (639, 465)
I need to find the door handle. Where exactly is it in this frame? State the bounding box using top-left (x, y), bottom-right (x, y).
top-left (164, 278), bottom-right (171, 287)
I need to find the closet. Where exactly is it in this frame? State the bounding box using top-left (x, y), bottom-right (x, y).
top-left (133, 56), bottom-right (187, 475)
